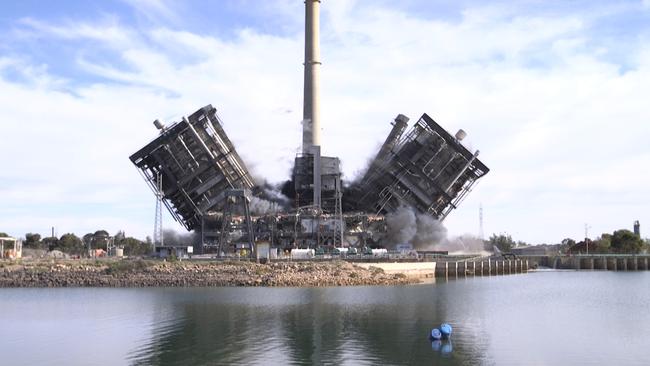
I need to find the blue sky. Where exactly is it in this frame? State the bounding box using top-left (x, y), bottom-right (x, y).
top-left (1, 0), bottom-right (649, 244)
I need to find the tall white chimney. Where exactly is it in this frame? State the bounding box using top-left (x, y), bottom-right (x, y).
top-left (302, 0), bottom-right (321, 153)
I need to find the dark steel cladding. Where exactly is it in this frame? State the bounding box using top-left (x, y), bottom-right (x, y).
top-left (355, 113), bottom-right (489, 220)
top-left (129, 105), bottom-right (254, 231)
top-left (292, 154), bottom-right (341, 212)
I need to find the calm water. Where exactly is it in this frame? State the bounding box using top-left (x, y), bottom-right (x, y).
top-left (1, 271), bottom-right (650, 365)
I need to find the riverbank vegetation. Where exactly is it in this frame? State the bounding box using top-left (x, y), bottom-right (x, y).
top-left (564, 229), bottom-right (648, 254)
top-left (18, 231), bottom-right (152, 257)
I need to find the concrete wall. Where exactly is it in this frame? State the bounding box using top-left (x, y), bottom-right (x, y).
top-left (355, 262), bottom-right (436, 279)
top-left (525, 255), bottom-right (650, 271)
top-left (357, 260), bottom-right (530, 279)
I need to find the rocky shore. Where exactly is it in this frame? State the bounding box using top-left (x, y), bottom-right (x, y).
top-left (0, 259), bottom-right (418, 287)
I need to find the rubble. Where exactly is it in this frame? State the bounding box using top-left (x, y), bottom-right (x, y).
top-left (0, 260), bottom-right (417, 287)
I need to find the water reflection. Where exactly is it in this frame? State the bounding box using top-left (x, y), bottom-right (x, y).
top-left (127, 285), bottom-right (478, 365)
top-left (4, 272), bottom-right (650, 365)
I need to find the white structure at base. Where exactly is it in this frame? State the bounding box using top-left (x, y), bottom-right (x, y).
top-left (0, 237), bottom-right (22, 259)
top-left (291, 249), bottom-right (315, 259)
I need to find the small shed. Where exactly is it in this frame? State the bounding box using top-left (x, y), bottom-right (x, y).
top-left (0, 236), bottom-right (22, 259)
top-left (155, 246), bottom-right (192, 259)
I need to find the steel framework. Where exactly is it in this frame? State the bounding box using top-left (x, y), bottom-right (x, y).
top-left (130, 105), bottom-right (255, 233)
top-left (356, 113), bottom-right (489, 221)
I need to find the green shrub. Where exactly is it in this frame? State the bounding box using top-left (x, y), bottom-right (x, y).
top-left (106, 259), bottom-right (151, 274)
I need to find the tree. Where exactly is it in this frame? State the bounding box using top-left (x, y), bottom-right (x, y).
top-left (118, 237), bottom-right (152, 256)
top-left (558, 238), bottom-right (576, 254)
top-left (56, 233), bottom-right (85, 255)
top-left (610, 229), bottom-right (643, 254)
top-left (0, 232), bottom-right (9, 237)
top-left (593, 234), bottom-right (612, 253)
top-left (82, 233), bottom-right (94, 249)
top-left (561, 238), bottom-right (576, 247)
top-left (489, 233), bottom-right (515, 252)
top-left (24, 233), bottom-right (43, 248)
top-left (42, 236), bottom-right (59, 251)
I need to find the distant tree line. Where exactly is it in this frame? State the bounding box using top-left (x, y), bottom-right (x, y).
top-left (486, 229), bottom-right (648, 255)
top-left (563, 229), bottom-right (648, 254)
top-left (18, 230), bottom-right (153, 256)
top-left (487, 233), bottom-right (529, 252)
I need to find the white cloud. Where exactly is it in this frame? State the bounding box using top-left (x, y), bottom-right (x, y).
top-left (1, 2), bottom-right (648, 243)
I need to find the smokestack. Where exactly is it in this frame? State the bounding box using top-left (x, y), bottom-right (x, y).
top-left (376, 114), bottom-right (409, 162)
top-left (302, 0), bottom-right (321, 153)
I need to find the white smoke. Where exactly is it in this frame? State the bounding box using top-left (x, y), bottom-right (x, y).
top-left (437, 234), bottom-right (490, 255)
top-left (263, 187), bottom-right (291, 206)
top-left (384, 206), bottom-right (447, 250)
top-left (383, 206), bottom-right (486, 254)
top-left (413, 212), bottom-right (447, 248)
top-left (385, 206), bottom-right (417, 244)
top-left (249, 196), bottom-right (277, 215)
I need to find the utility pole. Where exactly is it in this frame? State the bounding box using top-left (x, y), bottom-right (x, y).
top-left (479, 204), bottom-right (484, 241)
top-left (584, 223), bottom-right (590, 255)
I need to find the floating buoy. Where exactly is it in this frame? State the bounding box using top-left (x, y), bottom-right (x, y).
top-left (430, 328), bottom-right (442, 340)
top-left (431, 340), bottom-right (442, 351)
top-left (441, 340), bottom-right (453, 356)
top-left (440, 323), bottom-right (452, 339)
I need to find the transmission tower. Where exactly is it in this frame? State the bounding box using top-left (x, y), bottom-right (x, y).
top-left (153, 171), bottom-right (163, 249)
top-left (479, 204), bottom-right (484, 240)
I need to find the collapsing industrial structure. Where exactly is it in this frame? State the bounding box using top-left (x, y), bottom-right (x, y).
top-left (129, 1), bottom-right (489, 256)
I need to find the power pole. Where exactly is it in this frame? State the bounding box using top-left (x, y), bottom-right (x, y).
top-left (584, 223), bottom-right (590, 255)
top-left (479, 204), bottom-right (484, 241)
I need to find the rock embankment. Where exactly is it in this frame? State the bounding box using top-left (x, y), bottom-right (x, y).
top-left (0, 260), bottom-right (417, 287)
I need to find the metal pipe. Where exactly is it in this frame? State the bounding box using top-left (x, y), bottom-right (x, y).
top-left (302, 0), bottom-right (321, 152)
top-left (445, 150), bottom-right (480, 193)
top-left (313, 145), bottom-right (322, 208)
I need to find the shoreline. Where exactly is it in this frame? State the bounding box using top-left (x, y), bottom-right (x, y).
top-left (0, 259), bottom-right (420, 288)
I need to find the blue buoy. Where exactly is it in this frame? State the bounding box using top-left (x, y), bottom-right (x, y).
top-left (431, 340), bottom-right (442, 351)
top-left (441, 340), bottom-right (453, 356)
top-left (439, 323), bottom-right (452, 339)
top-left (430, 328), bottom-right (442, 340)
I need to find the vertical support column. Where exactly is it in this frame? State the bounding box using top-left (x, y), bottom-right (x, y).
top-left (609, 258), bottom-right (617, 271)
top-left (312, 145), bottom-right (321, 208)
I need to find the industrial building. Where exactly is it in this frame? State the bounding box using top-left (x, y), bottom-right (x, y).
top-left (350, 113), bottom-right (489, 220)
top-left (129, 0), bottom-right (489, 256)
